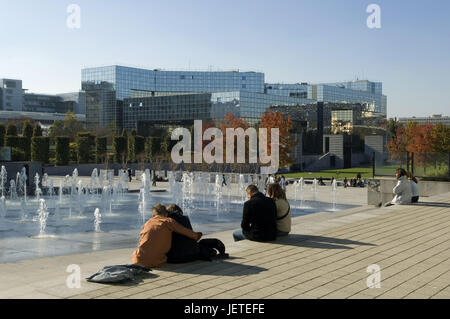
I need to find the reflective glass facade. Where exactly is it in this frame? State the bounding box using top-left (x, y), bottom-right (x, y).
top-left (264, 83), bottom-right (309, 98)
top-left (82, 66), bottom-right (386, 131)
top-left (308, 84), bottom-right (387, 115)
top-left (122, 91), bottom-right (314, 131)
top-left (266, 80), bottom-right (387, 116)
top-left (82, 65), bottom-right (264, 100)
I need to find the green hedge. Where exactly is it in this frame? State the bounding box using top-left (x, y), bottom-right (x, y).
top-left (77, 137), bottom-right (91, 164)
top-left (128, 135), bottom-right (146, 163)
top-left (95, 137), bottom-right (107, 163)
top-left (77, 132), bottom-right (95, 146)
top-left (5, 136), bottom-right (29, 160)
top-left (146, 136), bottom-right (161, 162)
top-left (113, 136), bottom-right (127, 164)
top-left (6, 123), bottom-right (17, 136)
top-left (12, 147), bottom-right (26, 161)
top-left (32, 123), bottom-right (43, 137)
top-left (69, 142), bottom-right (78, 163)
top-left (55, 137), bottom-right (70, 166)
top-left (0, 124), bottom-right (5, 147)
top-left (128, 135), bottom-right (136, 163)
top-left (31, 137), bottom-right (50, 163)
top-left (135, 135), bottom-right (146, 158)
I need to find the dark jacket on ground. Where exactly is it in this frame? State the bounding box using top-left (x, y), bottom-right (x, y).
top-left (241, 192), bottom-right (277, 242)
top-left (166, 213), bottom-right (200, 263)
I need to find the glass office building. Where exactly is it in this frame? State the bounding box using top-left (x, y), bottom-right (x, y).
top-left (82, 65), bottom-right (265, 99)
top-left (0, 79), bottom-right (23, 111)
top-left (308, 84), bottom-right (386, 116)
top-left (264, 83), bottom-right (309, 98)
top-left (123, 90), bottom-right (314, 132)
top-left (82, 65), bottom-right (314, 130)
top-left (82, 66), bottom-right (386, 131)
top-left (266, 80), bottom-right (387, 116)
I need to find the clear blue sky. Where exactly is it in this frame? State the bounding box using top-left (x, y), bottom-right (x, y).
top-left (1, 0), bottom-right (449, 118)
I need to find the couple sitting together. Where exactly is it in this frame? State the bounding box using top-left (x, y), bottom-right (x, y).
top-left (132, 182), bottom-right (291, 268)
top-left (233, 183), bottom-right (291, 242)
top-left (132, 203), bottom-right (228, 268)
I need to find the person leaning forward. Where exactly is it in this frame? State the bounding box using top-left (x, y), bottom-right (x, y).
top-left (233, 185), bottom-right (277, 242)
top-left (132, 204), bottom-right (202, 268)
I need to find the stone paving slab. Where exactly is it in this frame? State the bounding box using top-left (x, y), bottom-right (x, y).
top-left (0, 192), bottom-right (449, 299)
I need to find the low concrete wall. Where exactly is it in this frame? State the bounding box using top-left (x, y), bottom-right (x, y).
top-left (368, 177), bottom-right (450, 205)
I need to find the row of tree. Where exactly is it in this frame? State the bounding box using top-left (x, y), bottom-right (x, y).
top-left (386, 120), bottom-right (450, 167)
top-left (0, 121), bottom-right (44, 161)
top-left (1, 109), bottom-right (297, 169)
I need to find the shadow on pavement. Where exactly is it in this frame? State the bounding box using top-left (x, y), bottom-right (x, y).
top-left (162, 259), bottom-right (267, 276)
top-left (270, 234), bottom-right (376, 250)
top-left (413, 202), bottom-right (450, 208)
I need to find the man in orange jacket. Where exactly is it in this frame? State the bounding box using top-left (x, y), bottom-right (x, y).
top-left (132, 204), bottom-right (202, 268)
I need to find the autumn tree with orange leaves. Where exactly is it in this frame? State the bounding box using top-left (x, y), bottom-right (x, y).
top-left (259, 109), bottom-right (297, 169)
top-left (387, 122), bottom-right (450, 171)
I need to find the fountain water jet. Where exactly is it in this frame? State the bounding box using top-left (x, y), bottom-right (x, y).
top-left (94, 208), bottom-right (102, 232)
top-left (33, 199), bottom-right (50, 238)
top-left (0, 166), bottom-right (7, 197)
top-left (331, 180), bottom-right (338, 211)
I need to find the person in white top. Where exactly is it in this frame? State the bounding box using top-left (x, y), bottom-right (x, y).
top-left (385, 168), bottom-right (412, 206)
top-left (279, 175), bottom-right (287, 192)
top-left (408, 173), bottom-right (419, 203)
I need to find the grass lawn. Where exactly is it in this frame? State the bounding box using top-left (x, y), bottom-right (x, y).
top-left (284, 167), bottom-right (373, 179)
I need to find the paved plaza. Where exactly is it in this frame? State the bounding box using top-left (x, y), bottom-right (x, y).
top-left (0, 182), bottom-right (449, 299)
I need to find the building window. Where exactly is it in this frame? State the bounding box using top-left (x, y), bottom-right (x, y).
top-left (242, 84), bottom-right (246, 89)
top-left (180, 75), bottom-right (185, 80)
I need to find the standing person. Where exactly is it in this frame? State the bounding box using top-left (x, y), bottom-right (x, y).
top-left (131, 204), bottom-right (202, 268)
top-left (233, 185), bottom-right (277, 242)
top-left (222, 174), bottom-right (227, 187)
top-left (343, 177), bottom-right (348, 188)
top-left (408, 173), bottom-right (420, 203)
top-left (384, 168), bottom-right (412, 207)
top-left (127, 168), bottom-right (132, 182)
top-left (267, 183), bottom-right (291, 237)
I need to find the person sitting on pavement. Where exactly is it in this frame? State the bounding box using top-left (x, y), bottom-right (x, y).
top-left (233, 185), bottom-right (277, 242)
top-left (384, 168), bottom-right (412, 207)
top-left (267, 183), bottom-right (291, 237)
top-left (166, 204), bottom-right (228, 263)
top-left (132, 204), bottom-right (202, 268)
top-left (407, 172), bottom-right (420, 203)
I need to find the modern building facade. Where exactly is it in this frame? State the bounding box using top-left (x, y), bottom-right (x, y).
top-left (0, 79), bottom-right (23, 111)
top-left (22, 92), bottom-right (85, 114)
top-left (398, 114), bottom-right (450, 126)
top-left (1, 78), bottom-right (86, 115)
top-left (0, 110), bottom-right (85, 126)
top-left (266, 80), bottom-right (387, 116)
top-left (83, 65), bottom-right (314, 130)
top-left (122, 90), bottom-right (314, 132)
top-left (82, 65), bottom-right (265, 99)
